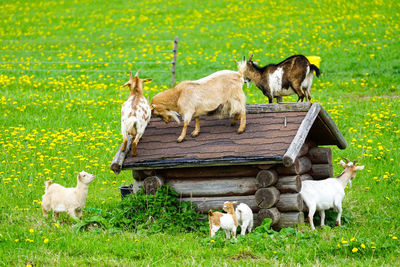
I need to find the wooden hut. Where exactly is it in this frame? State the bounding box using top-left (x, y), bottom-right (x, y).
top-left (111, 102), bottom-right (346, 229)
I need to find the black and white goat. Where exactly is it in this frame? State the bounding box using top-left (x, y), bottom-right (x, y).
top-left (237, 55), bottom-right (320, 103)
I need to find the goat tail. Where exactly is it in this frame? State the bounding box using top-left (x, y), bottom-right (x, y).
top-left (310, 64), bottom-right (321, 78)
top-left (44, 179), bottom-right (53, 191)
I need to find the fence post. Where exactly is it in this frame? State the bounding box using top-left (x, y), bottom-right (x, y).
top-left (171, 36), bottom-right (179, 87)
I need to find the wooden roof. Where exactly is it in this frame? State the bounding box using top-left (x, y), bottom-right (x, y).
top-left (111, 102), bottom-right (346, 173)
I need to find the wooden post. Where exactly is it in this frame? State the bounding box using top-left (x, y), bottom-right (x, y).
top-left (275, 212), bottom-right (305, 230)
top-left (255, 187), bottom-right (280, 209)
top-left (276, 175), bottom-right (302, 193)
top-left (307, 147), bottom-right (332, 164)
top-left (276, 193), bottom-right (304, 212)
top-left (110, 135), bottom-right (132, 174)
top-left (309, 164), bottom-right (334, 180)
top-left (255, 170), bottom-right (278, 188)
top-left (171, 36), bottom-right (179, 88)
top-left (257, 207), bottom-right (280, 226)
top-left (181, 195), bottom-right (259, 213)
top-left (276, 156), bottom-right (312, 175)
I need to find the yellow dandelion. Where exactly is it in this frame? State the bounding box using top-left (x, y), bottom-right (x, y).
top-left (210, 239), bottom-right (215, 243)
top-left (361, 243), bottom-right (366, 249)
top-left (43, 238), bottom-right (49, 244)
top-left (135, 239), bottom-right (139, 242)
top-left (54, 223), bottom-right (60, 228)
top-left (337, 243), bottom-right (341, 248)
top-left (29, 228), bottom-right (34, 233)
top-left (393, 236), bottom-right (398, 240)
top-left (350, 237), bottom-right (356, 242)
top-left (352, 247), bottom-right (358, 253)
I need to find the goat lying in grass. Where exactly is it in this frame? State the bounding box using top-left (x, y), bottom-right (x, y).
top-left (208, 202), bottom-right (238, 239)
top-left (300, 158), bottom-right (364, 230)
top-left (41, 171), bottom-right (95, 219)
top-left (121, 70), bottom-right (152, 156)
top-left (237, 54), bottom-right (320, 103)
top-left (151, 70), bottom-right (246, 142)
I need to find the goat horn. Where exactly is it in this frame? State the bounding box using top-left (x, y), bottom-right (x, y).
top-left (129, 70), bottom-right (133, 79)
top-left (249, 54), bottom-right (254, 61)
top-left (135, 70), bottom-right (140, 77)
top-left (342, 157), bottom-right (350, 163)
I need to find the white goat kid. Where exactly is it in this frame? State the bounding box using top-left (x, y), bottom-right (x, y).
top-left (234, 203), bottom-right (254, 235)
top-left (300, 158), bottom-right (364, 230)
top-left (208, 202), bottom-right (238, 239)
top-left (121, 70), bottom-right (152, 156)
top-left (41, 171), bottom-right (95, 219)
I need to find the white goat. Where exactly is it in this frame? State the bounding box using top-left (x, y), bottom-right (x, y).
top-left (300, 158), bottom-right (364, 230)
top-left (151, 70), bottom-right (246, 143)
top-left (121, 70), bottom-right (152, 156)
top-left (233, 202), bottom-right (254, 235)
top-left (41, 171), bottom-right (95, 219)
top-left (208, 202), bottom-right (238, 239)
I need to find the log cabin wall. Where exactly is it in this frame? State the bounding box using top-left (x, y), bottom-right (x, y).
top-left (133, 141), bottom-right (334, 230)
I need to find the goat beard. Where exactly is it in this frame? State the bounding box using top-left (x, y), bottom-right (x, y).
top-left (245, 79), bottom-right (251, 88)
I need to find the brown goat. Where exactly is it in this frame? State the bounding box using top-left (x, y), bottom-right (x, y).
top-left (238, 54), bottom-right (320, 103)
top-left (151, 70), bottom-right (246, 143)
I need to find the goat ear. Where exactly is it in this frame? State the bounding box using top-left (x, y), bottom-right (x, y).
top-left (249, 54), bottom-right (254, 61)
top-left (122, 81), bottom-right (130, 87)
top-left (339, 160), bottom-right (346, 168)
top-left (355, 165), bottom-right (365, 171)
top-left (142, 78), bottom-right (152, 83)
top-left (135, 70), bottom-right (140, 77)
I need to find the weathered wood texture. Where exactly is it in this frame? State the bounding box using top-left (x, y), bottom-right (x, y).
top-left (276, 156), bottom-right (312, 175)
top-left (255, 170), bottom-right (278, 188)
top-left (283, 103), bottom-right (322, 167)
top-left (256, 207), bottom-right (280, 226)
top-left (307, 147), bottom-right (332, 164)
top-left (143, 176), bottom-right (164, 195)
top-left (276, 193), bottom-right (304, 212)
top-left (246, 103), bottom-right (312, 113)
top-left (158, 166), bottom-right (260, 179)
top-left (181, 195), bottom-right (259, 213)
top-left (275, 212), bottom-right (305, 230)
top-left (111, 135), bottom-right (132, 174)
top-left (255, 187), bottom-right (280, 209)
top-left (166, 177), bottom-right (257, 197)
top-left (300, 174), bottom-right (313, 182)
top-left (123, 111), bottom-right (307, 169)
top-left (309, 164), bottom-right (334, 180)
top-left (276, 175), bottom-right (302, 193)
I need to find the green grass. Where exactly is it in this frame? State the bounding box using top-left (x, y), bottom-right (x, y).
top-left (1, 0), bottom-right (399, 265)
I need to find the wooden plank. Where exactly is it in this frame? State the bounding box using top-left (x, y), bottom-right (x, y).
top-left (255, 187), bottom-right (280, 208)
top-left (283, 102), bottom-right (322, 167)
top-left (276, 193), bottom-right (304, 212)
top-left (275, 212), bottom-right (305, 230)
top-left (318, 106), bottom-right (347, 149)
top-left (276, 175), bottom-right (302, 193)
top-left (307, 147), bottom-right (332, 164)
top-left (110, 135), bottom-right (132, 175)
top-left (276, 156), bottom-right (312, 175)
top-left (310, 164), bottom-right (334, 180)
top-left (160, 166), bottom-right (260, 179)
top-left (246, 103), bottom-right (312, 113)
top-left (166, 177), bottom-right (257, 197)
top-left (181, 195), bottom-right (259, 214)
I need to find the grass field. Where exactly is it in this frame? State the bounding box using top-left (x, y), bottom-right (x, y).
top-left (1, 0), bottom-right (399, 265)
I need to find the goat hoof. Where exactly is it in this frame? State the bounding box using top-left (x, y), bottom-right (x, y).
top-left (131, 151), bottom-right (138, 157)
top-left (177, 137), bottom-right (185, 143)
top-left (237, 129), bottom-right (245, 134)
top-left (191, 131), bottom-right (199, 137)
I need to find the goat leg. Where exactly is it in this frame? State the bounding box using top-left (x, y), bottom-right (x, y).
top-left (237, 112), bottom-right (246, 134)
top-left (191, 117), bottom-right (200, 137)
top-left (231, 113), bottom-right (240, 126)
top-left (177, 121), bottom-right (188, 143)
top-left (121, 136), bottom-right (128, 152)
top-left (131, 134), bottom-right (140, 156)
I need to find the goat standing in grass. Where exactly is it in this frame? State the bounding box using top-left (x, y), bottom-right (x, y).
top-left (151, 70), bottom-right (246, 143)
top-left (208, 202), bottom-right (238, 239)
top-left (121, 70), bottom-right (152, 156)
top-left (237, 54), bottom-right (320, 103)
top-left (300, 158), bottom-right (364, 230)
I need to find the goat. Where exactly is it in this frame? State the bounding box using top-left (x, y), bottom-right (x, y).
top-left (237, 54), bottom-right (320, 103)
top-left (233, 202), bottom-right (254, 235)
top-left (208, 202), bottom-right (238, 239)
top-left (121, 70), bottom-right (152, 156)
top-left (151, 70), bottom-right (246, 143)
top-left (41, 171), bottom-right (95, 219)
top-left (300, 158), bottom-right (364, 230)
